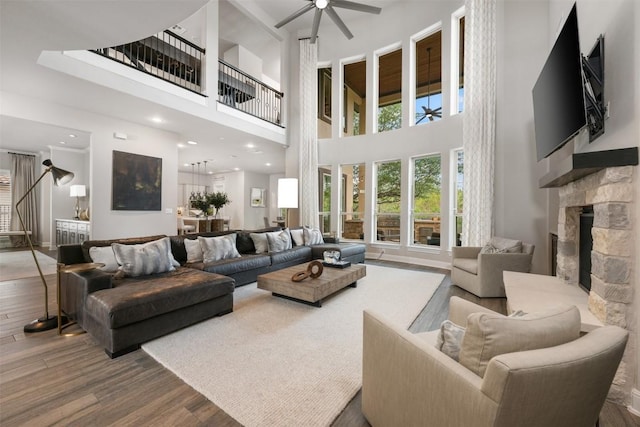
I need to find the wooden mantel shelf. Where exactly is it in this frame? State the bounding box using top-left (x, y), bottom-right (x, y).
top-left (539, 147), bottom-right (638, 188)
top-left (503, 271), bottom-right (603, 332)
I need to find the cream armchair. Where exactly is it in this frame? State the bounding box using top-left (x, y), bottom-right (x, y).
top-left (451, 240), bottom-right (535, 297)
top-left (362, 297), bottom-right (628, 427)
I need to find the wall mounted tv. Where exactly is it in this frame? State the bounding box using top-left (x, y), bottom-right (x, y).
top-left (532, 3), bottom-right (605, 161)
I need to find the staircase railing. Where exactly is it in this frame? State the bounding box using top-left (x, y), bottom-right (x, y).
top-left (91, 30), bottom-right (205, 94)
top-left (218, 59), bottom-right (284, 127)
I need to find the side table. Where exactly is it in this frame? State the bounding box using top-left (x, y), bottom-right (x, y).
top-left (57, 262), bottom-right (104, 336)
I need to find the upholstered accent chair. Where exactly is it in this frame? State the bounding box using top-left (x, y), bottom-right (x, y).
top-left (362, 297), bottom-right (628, 427)
top-left (451, 237), bottom-right (534, 297)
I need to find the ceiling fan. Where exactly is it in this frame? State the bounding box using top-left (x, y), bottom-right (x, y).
top-left (416, 47), bottom-right (442, 124)
top-left (275, 0), bottom-right (382, 44)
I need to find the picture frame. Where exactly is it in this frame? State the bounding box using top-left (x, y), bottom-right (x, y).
top-left (112, 150), bottom-right (162, 211)
top-left (250, 187), bottom-right (266, 207)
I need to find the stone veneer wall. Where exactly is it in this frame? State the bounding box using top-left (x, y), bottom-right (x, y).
top-left (556, 166), bottom-right (635, 402)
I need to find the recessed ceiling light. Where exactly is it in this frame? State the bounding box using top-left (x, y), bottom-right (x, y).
top-left (184, 163), bottom-right (190, 167)
top-left (233, 167), bottom-right (240, 171)
top-left (219, 137), bottom-right (225, 140)
top-left (265, 163), bottom-right (271, 166)
top-left (68, 134), bottom-right (77, 138)
top-left (246, 143), bottom-right (255, 148)
top-left (187, 140), bottom-right (198, 145)
top-left (59, 141), bottom-right (66, 145)
top-left (208, 171), bottom-right (213, 174)
top-left (151, 117), bottom-right (163, 123)
top-left (177, 143), bottom-right (185, 148)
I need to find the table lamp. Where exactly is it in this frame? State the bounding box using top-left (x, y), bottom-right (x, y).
top-left (69, 184), bottom-right (86, 220)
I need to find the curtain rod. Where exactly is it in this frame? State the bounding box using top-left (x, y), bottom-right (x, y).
top-left (7, 151), bottom-right (35, 157)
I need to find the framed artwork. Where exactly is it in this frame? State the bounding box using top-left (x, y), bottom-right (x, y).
top-left (112, 150), bottom-right (162, 211)
top-left (250, 187), bottom-right (266, 207)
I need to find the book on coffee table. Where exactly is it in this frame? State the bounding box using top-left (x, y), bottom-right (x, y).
top-left (322, 261), bottom-right (351, 269)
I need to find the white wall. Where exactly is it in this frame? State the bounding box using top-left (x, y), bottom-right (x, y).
top-left (243, 171), bottom-right (271, 229)
top-left (50, 147), bottom-right (88, 246)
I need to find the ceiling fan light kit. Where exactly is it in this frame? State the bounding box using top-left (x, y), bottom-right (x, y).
top-left (275, 0), bottom-right (382, 44)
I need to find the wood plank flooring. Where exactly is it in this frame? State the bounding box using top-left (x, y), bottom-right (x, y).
top-left (0, 251), bottom-right (638, 426)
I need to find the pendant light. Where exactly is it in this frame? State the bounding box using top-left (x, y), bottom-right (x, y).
top-left (203, 160), bottom-right (208, 196)
top-left (189, 163), bottom-right (196, 201)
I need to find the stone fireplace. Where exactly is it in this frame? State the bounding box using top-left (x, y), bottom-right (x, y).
top-left (556, 165), bottom-right (635, 402)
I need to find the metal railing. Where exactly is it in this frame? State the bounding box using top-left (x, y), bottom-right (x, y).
top-left (218, 59), bottom-right (284, 127)
top-left (91, 30), bottom-right (205, 94)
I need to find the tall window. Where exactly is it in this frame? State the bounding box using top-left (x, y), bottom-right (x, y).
top-left (374, 160), bottom-right (401, 242)
top-left (318, 67), bottom-right (332, 138)
top-left (451, 9), bottom-right (465, 114)
top-left (453, 150), bottom-right (464, 246)
top-left (340, 163), bottom-right (365, 240)
top-left (344, 60), bottom-right (366, 136)
top-left (411, 155), bottom-right (442, 246)
top-left (457, 16), bottom-right (465, 113)
top-left (319, 167), bottom-right (331, 234)
top-left (415, 30), bottom-right (442, 125)
top-left (378, 48), bottom-right (402, 132)
top-left (0, 170), bottom-right (11, 234)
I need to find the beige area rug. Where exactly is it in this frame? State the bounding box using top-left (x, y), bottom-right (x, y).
top-left (0, 250), bottom-right (58, 281)
top-left (142, 264), bottom-right (443, 427)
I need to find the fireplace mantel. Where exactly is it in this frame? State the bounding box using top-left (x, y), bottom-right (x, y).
top-left (539, 147), bottom-right (638, 188)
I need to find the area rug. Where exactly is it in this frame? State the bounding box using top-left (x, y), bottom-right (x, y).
top-left (0, 250), bottom-right (58, 281)
top-left (142, 264), bottom-right (443, 427)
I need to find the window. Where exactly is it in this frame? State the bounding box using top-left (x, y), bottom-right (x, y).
top-left (415, 30), bottom-right (442, 125)
top-left (0, 171), bottom-right (11, 245)
top-left (451, 9), bottom-right (465, 114)
top-left (411, 155), bottom-right (441, 246)
top-left (318, 67), bottom-right (332, 138)
top-left (344, 60), bottom-right (366, 136)
top-left (339, 163), bottom-right (365, 240)
top-left (453, 149), bottom-right (464, 246)
top-left (374, 160), bottom-right (401, 242)
top-left (378, 48), bottom-right (402, 132)
top-left (319, 167), bottom-right (331, 234)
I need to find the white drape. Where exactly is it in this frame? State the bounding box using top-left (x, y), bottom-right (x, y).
top-left (10, 154), bottom-right (39, 246)
top-left (298, 38), bottom-right (319, 228)
top-left (461, 0), bottom-right (497, 246)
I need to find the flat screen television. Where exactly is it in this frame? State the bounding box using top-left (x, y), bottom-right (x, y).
top-left (532, 4), bottom-right (586, 161)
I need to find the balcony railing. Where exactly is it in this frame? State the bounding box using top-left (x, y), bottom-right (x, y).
top-left (91, 30), bottom-right (205, 94)
top-left (218, 59), bottom-right (284, 127)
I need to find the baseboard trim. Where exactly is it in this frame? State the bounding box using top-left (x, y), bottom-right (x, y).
top-left (365, 252), bottom-right (451, 271)
top-left (628, 388), bottom-right (640, 417)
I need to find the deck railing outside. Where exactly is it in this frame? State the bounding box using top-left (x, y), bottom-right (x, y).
top-left (218, 59), bottom-right (284, 127)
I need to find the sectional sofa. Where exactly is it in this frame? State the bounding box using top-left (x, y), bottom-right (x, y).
top-left (58, 227), bottom-right (366, 357)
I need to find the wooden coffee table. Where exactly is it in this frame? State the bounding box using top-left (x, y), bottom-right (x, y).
top-left (257, 262), bottom-right (366, 307)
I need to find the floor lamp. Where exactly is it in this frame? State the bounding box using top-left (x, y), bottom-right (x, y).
top-left (277, 178), bottom-right (298, 227)
top-left (18, 159), bottom-right (74, 333)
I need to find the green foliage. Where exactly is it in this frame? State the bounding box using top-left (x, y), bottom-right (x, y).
top-left (376, 161), bottom-right (401, 212)
top-left (206, 192), bottom-right (231, 216)
top-left (377, 103), bottom-right (402, 132)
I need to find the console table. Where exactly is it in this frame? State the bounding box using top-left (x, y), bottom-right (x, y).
top-left (503, 271), bottom-right (603, 332)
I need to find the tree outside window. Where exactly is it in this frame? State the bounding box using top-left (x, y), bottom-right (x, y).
top-left (412, 155), bottom-right (442, 246)
top-left (375, 160), bottom-right (401, 242)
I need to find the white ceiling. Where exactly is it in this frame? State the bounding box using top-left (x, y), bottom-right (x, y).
top-left (0, 0), bottom-right (394, 175)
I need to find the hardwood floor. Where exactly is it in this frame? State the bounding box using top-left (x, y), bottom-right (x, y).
top-left (0, 252), bottom-right (638, 426)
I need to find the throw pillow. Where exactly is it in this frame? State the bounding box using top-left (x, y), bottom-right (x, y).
top-left (198, 234), bottom-right (241, 263)
top-left (481, 236), bottom-right (523, 254)
top-left (89, 246), bottom-right (120, 273)
top-left (267, 229), bottom-right (293, 253)
top-left (435, 320), bottom-right (466, 362)
top-left (303, 226), bottom-right (324, 246)
top-left (250, 232), bottom-right (270, 254)
top-left (459, 304), bottom-right (580, 378)
top-left (184, 238), bottom-right (203, 263)
top-left (111, 237), bottom-right (175, 277)
top-left (290, 228), bottom-right (304, 246)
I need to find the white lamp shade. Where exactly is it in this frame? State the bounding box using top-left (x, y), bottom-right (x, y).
top-left (277, 178), bottom-right (298, 208)
top-left (70, 184), bottom-right (86, 198)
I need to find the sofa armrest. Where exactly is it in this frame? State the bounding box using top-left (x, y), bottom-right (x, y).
top-left (448, 296), bottom-right (500, 326)
top-left (59, 269), bottom-right (112, 326)
top-left (452, 246), bottom-right (482, 260)
top-left (478, 252), bottom-right (533, 285)
top-left (362, 310), bottom-right (498, 427)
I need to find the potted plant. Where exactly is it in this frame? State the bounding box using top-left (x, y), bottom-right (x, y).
top-left (206, 192), bottom-right (231, 218)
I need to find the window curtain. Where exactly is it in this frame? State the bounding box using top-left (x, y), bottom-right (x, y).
top-left (10, 154), bottom-right (39, 247)
top-left (461, 0), bottom-right (497, 246)
top-left (298, 38), bottom-right (319, 228)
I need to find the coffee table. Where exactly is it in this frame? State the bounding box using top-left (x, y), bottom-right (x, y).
top-left (257, 262), bottom-right (366, 307)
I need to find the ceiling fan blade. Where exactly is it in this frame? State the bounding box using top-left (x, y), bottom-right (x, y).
top-left (422, 106), bottom-right (429, 114)
top-left (326, 6), bottom-right (353, 39)
top-left (332, 0), bottom-right (382, 14)
top-left (310, 8), bottom-right (323, 44)
top-left (275, 2), bottom-right (315, 28)
top-left (416, 115), bottom-right (427, 124)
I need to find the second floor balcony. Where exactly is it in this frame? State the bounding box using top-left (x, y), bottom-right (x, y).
top-left (91, 30), bottom-right (284, 128)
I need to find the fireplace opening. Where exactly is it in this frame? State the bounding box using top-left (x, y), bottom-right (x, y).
top-left (579, 205), bottom-right (594, 292)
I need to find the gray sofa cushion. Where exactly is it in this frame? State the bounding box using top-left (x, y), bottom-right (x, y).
top-left (270, 246), bottom-right (312, 265)
top-left (200, 254), bottom-right (272, 276)
top-left (85, 267), bottom-right (235, 329)
top-left (82, 235), bottom-right (166, 263)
